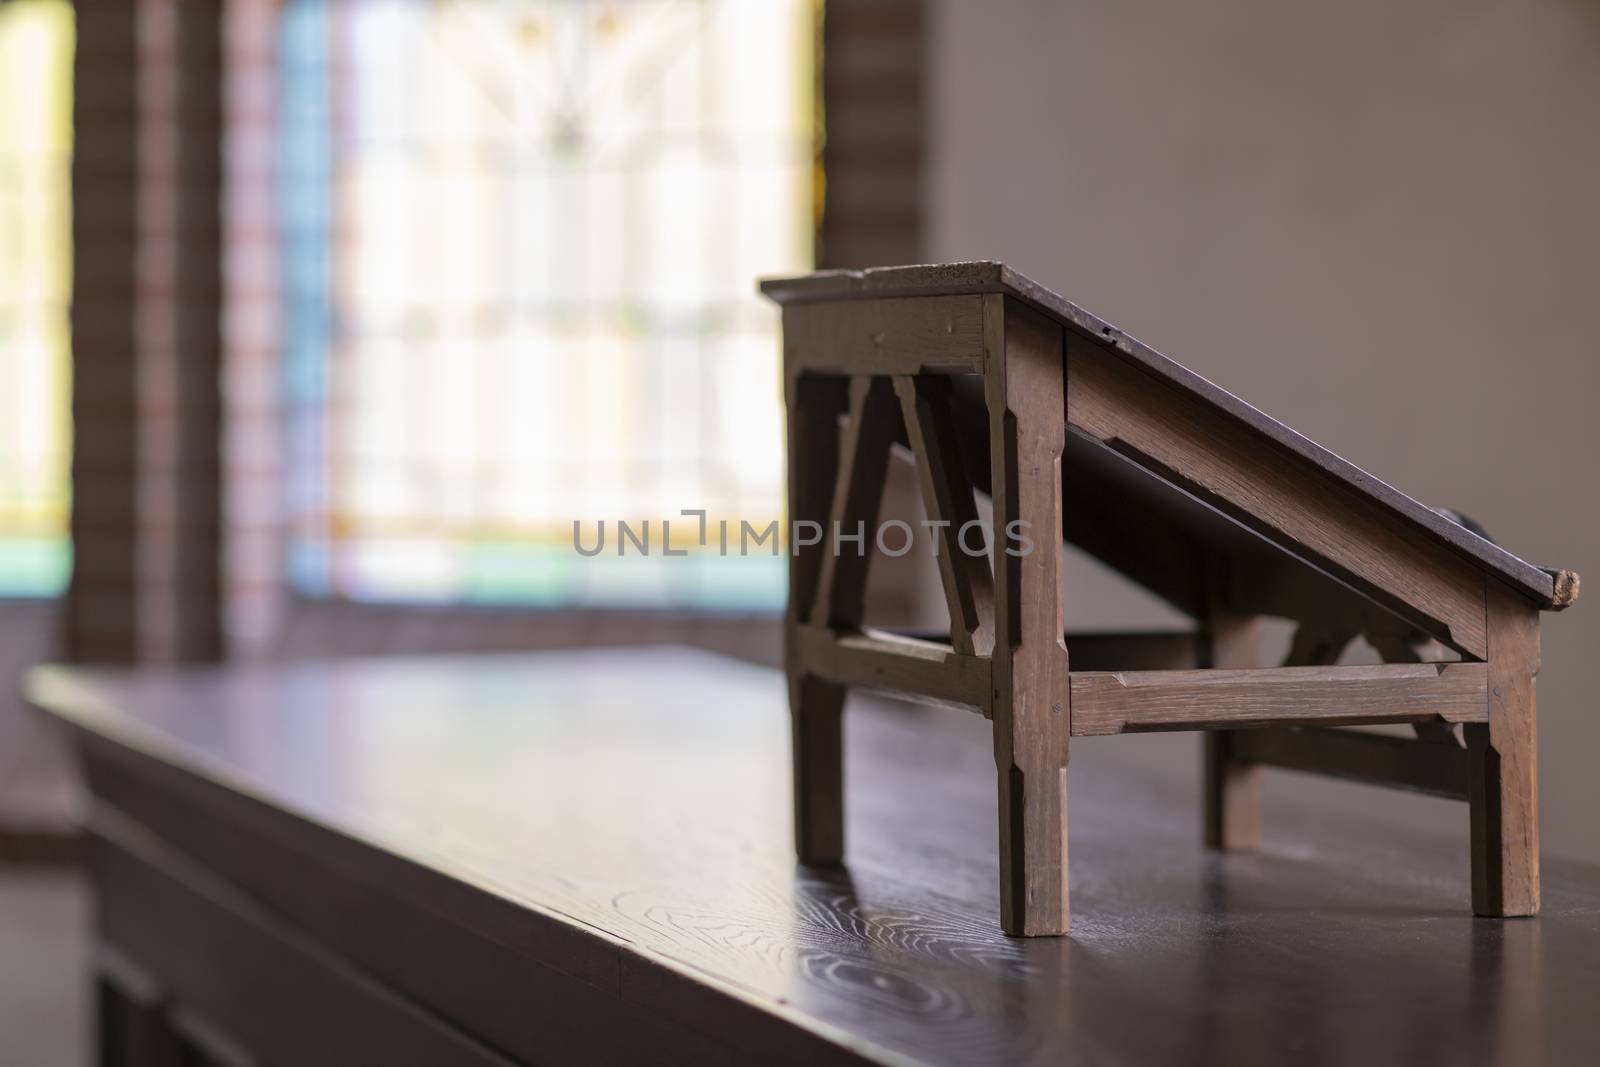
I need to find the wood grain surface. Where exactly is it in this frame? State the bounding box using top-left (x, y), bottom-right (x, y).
top-left (1065, 337), bottom-right (1491, 658)
top-left (781, 295), bottom-right (986, 376)
top-left (985, 295), bottom-right (1072, 936)
top-left (1470, 580), bottom-right (1542, 916)
top-left (1070, 662), bottom-right (1489, 736)
top-left (761, 262), bottom-right (1575, 610)
top-left (30, 650), bottom-right (1600, 1066)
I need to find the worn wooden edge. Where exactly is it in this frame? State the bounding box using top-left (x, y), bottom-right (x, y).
top-left (1229, 727), bottom-right (1472, 801)
top-left (25, 663), bottom-right (925, 1067)
top-left (1068, 661), bottom-right (1489, 737)
top-left (1544, 568), bottom-right (1579, 610)
top-left (759, 263), bottom-right (1572, 608)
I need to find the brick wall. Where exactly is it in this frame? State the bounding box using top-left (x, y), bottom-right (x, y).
top-left (819, 0), bottom-right (926, 269)
top-left (221, 0), bottom-right (287, 660)
top-left (66, 1), bottom-right (141, 663)
top-left (817, 0), bottom-right (933, 628)
top-left (66, 0), bottom-right (224, 665)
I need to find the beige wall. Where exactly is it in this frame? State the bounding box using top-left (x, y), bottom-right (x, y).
top-left (928, 0), bottom-right (1600, 864)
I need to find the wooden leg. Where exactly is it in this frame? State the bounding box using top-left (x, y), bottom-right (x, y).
top-left (783, 372), bottom-right (846, 630)
top-left (997, 762), bottom-right (1068, 936)
top-left (783, 372), bottom-right (849, 865)
top-left (1201, 617), bottom-right (1263, 850)
top-left (790, 673), bottom-right (846, 865)
top-left (986, 296), bottom-right (1071, 936)
top-left (1203, 733), bottom-right (1262, 850)
top-left (1468, 581), bottom-right (1540, 917)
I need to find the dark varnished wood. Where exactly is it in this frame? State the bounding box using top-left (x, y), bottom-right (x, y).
top-left (893, 374), bottom-right (994, 657)
top-left (793, 626), bottom-right (991, 714)
top-left (1065, 333), bottom-right (1490, 657)
top-left (764, 265), bottom-right (1578, 932)
top-left (93, 810), bottom-right (516, 1067)
top-left (781, 295), bottom-right (988, 376)
top-left (985, 295), bottom-right (1072, 936)
top-left (33, 650), bottom-right (1600, 1066)
top-left (785, 372), bottom-right (850, 865)
top-left (1069, 662), bottom-right (1489, 737)
top-left (762, 262), bottom-right (1575, 612)
top-left (1471, 580), bottom-right (1542, 916)
top-left (813, 376), bottom-right (900, 631)
top-left (1201, 616), bottom-right (1264, 850)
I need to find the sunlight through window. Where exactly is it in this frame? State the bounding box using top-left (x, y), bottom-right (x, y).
top-left (0, 0), bottom-right (73, 596)
top-left (282, 0), bottom-right (816, 609)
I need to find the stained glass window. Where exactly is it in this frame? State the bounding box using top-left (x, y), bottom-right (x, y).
top-left (0, 0), bottom-right (73, 596)
top-left (282, 0), bottom-right (815, 609)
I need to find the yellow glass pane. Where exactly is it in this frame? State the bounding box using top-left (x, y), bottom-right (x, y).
top-left (0, 0), bottom-right (74, 595)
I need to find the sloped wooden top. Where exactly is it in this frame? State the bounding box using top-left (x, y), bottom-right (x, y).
top-left (761, 262), bottom-right (1577, 611)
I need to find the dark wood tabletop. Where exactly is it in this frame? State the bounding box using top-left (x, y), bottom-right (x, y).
top-left (29, 648), bottom-right (1600, 1066)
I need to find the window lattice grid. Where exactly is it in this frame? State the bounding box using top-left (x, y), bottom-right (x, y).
top-left (282, 0), bottom-right (815, 608)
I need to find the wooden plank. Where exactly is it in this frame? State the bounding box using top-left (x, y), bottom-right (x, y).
top-left (1069, 661), bottom-right (1489, 737)
top-left (789, 673), bottom-right (846, 865)
top-left (29, 652), bottom-right (1600, 1061)
top-left (781, 295), bottom-right (986, 376)
top-left (76, 735), bottom-right (827, 1067)
top-left (912, 375), bottom-right (1438, 637)
top-left (1217, 542), bottom-right (1440, 643)
top-left (762, 262), bottom-right (1571, 610)
top-left (812, 377), bottom-right (899, 630)
top-left (1367, 630), bottom-right (1466, 746)
top-left (792, 626), bottom-right (990, 713)
top-left (886, 628), bottom-right (1200, 670)
top-left (1202, 617), bottom-right (1264, 850)
top-left (1066, 337), bottom-right (1491, 659)
top-left (784, 373), bottom-right (848, 628)
top-left (784, 372), bottom-right (850, 867)
top-left (1230, 727), bottom-right (1472, 801)
top-left (91, 810), bottom-right (519, 1067)
top-left (1204, 619), bottom-right (1355, 849)
top-left (986, 294), bottom-right (1071, 936)
top-left (1468, 580), bottom-right (1541, 916)
top-left (1061, 442), bottom-right (1209, 617)
top-left (892, 374), bottom-right (994, 656)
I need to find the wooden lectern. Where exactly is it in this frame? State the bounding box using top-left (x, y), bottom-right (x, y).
top-left (760, 262), bottom-right (1578, 937)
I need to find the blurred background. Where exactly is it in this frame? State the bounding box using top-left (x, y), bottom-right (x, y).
top-left (1, 5), bottom-right (1596, 1050)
